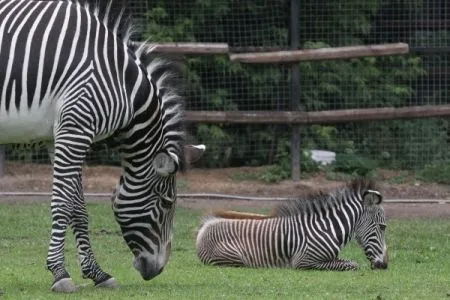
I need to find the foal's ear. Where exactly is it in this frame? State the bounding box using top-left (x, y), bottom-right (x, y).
top-left (362, 190), bottom-right (383, 205)
top-left (184, 144), bottom-right (206, 164)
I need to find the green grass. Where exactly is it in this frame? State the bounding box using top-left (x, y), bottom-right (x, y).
top-left (0, 202), bottom-right (449, 299)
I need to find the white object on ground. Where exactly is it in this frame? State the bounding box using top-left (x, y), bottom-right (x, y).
top-left (310, 150), bottom-right (336, 165)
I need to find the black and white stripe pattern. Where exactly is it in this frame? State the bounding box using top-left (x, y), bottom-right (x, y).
top-left (0, 1), bottom-right (205, 292)
top-left (196, 179), bottom-right (388, 271)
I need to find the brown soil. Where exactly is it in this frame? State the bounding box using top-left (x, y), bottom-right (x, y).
top-left (1, 162), bottom-right (449, 219)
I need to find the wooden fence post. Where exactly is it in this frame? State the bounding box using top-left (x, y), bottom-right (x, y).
top-left (0, 145), bottom-right (5, 177)
top-left (290, 0), bottom-right (301, 181)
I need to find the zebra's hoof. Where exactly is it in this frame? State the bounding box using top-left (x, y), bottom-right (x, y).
top-left (51, 278), bottom-right (78, 293)
top-left (95, 277), bottom-right (118, 289)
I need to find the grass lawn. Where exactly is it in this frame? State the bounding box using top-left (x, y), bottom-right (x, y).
top-left (0, 202), bottom-right (449, 299)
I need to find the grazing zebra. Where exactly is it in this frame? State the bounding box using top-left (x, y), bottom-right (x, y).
top-left (196, 179), bottom-right (388, 271)
top-left (0, 0), bottom-right (205, 292)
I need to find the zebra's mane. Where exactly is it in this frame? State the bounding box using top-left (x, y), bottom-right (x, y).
top-left (271, 178), bottom-right (378, 217)
top-left (75, 0), bottom-right (186, 166)
top-left (145, 58), bottom-right (186, 169)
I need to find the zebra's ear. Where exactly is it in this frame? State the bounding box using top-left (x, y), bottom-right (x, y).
top-left (362, 190), bottom-right (383, 205)
top-left (184, 144), bottom-right (206, 164)
top-left (153, 152), bottom-right (177, 176)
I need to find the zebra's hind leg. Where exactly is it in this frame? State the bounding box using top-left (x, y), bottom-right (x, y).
top-left (307, 258), bottom-right (359, 271)
top-left (71, 192), bottom-right (117, 288)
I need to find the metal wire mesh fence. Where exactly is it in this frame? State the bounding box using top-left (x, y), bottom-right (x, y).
top-left (2, 0), bottom-right (450, 188)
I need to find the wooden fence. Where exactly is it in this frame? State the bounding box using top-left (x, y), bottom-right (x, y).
top-left (1, 41), bottom-right (444, 179)
top-left (184, 105), bottom-right (450, 124)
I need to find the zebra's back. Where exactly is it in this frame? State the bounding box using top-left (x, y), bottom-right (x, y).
top-left (0, 0), bottom-right (131, 143)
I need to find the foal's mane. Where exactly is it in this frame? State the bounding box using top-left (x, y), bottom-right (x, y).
top-left (270, 178), bottom-right (377, 217)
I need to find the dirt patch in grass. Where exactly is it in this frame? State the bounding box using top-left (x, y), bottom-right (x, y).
top-left (1, 162), bottom-right (449, 219)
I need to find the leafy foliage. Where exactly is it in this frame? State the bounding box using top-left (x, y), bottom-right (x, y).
top-left (193, 124), bottom-right (232, 168)
top-left (259, 149), bottom-right (320, 183)
top-left (141, 0), bottom-right (438, 174)
top-left (417, 161), bottom-right (450, 184)
top-left (332, 153), bottom-right (378, 177)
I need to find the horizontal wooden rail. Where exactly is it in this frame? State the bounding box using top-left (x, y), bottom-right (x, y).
top-left (133, 42), bottom-right (411, 62)
top-left (146, 42), bottom-right (229, 54)
top-left (229, 43), bottom-right (409, 64)
top-left (184, 105), bottom-right (450, 124)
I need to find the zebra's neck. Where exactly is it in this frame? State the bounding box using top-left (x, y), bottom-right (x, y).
top-left (295, 199), bottom-right (363, 250)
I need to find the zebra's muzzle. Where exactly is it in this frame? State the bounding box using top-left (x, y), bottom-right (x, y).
top-left (370, 251), bottom-right (388, 270)
top-left (133, 255), bottom-right (164, 281)
top-left (371, 260), bottom-right (388, 269)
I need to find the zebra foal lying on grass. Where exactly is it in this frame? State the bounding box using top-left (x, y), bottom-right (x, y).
top-left (196, 179), bottom-right (388, 271)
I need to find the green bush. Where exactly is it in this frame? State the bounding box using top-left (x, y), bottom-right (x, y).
top-left (259, 150), bottom-right (320, 183)
top-left (417, 162), bottom-right (450, 184)
top-left (332, 153), bottom-right (379, 177)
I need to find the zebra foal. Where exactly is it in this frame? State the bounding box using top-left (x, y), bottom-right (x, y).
top-left (196, 179), bottom-right (388, 271)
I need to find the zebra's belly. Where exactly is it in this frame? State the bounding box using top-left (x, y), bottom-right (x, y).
top-left (0, 104), bottom-right (55, 144)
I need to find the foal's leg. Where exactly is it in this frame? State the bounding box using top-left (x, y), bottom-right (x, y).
top-left (302, 258), bottom-right (359, 271)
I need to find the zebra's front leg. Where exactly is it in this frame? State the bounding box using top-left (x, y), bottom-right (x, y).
top-left (71, 193), bottom-right (117, 288)
top-left (47, 179), bottom-right (76, 293)
top-left (47, 126), bottom-right (112, 292)
top-left (308, 258), bottom-right (359, 271)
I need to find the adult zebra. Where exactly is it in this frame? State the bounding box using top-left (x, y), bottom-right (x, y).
top-left (0, 0), bottom-right (205, 293)
top-left (196, 179), bottom-right (388, 271)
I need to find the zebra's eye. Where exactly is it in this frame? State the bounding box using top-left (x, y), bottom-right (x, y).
top-left (379, 224), bottom-right (386, 231)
